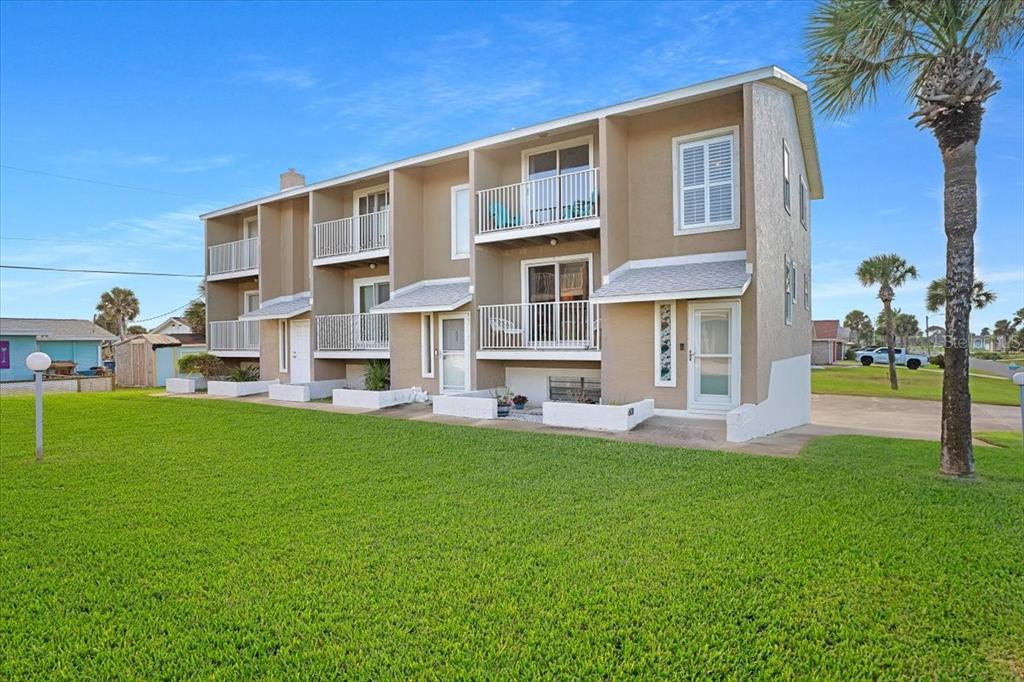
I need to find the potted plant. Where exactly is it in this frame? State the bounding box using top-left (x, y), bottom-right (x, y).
top-left (494, 389), bottom-right (513, 417)
top-left (512, 394), bottom-right (528, 411)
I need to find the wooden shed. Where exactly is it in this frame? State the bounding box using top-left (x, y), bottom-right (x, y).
top-left (113, 334), bottom-right (182, 388)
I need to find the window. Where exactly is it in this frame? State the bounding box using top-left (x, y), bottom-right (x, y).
top-left (803, 271), bottom-right (811, 310)
top-left (421, 313), bottom-right (434, 378)
top-left (451, 184), bottom-right (470, 259)
top-left (278, 321), bottom-right (289, 372)
top-left (654, 301), bottom-right (676, 387)
top-left (244, 290), bottom-right (260, 314)
top-left (784, 258), bottom-right (795, 326)
top-left (244, 216), bottom-right (259, 240)
top-left (783, 141), bottom-right (791, 214)
top-left (673, 128), bottom-right (739, 233)
top-left (354, 185), bottom-right (389, 216)
top-left (521, 137), bottom-right (594, 226)
top-left (799, 175), bottom-right (808, 228)
top-left (355, 277), bottom-right (390, 313)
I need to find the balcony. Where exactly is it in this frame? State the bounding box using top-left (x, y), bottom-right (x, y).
top-left (476, 168), bottom-right (599, 244)
top-left (315, 313), bottom-right (389, 359)
top-left (313, 209), bottom-right (390, 266)
top-left (477, 300), bottom-right (601, 360)
top-left (209, 319), bottom-right (260, 356)
top-left (208, 237), bottom-right (259, 280)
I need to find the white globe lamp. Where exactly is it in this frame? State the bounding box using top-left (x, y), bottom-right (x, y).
top-left (26, 351), bottom-right (51, 462)
top-left (26, 352), bottom-right (52, 372)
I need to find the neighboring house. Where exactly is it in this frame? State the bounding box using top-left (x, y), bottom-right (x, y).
top-left (811, 320), bottom-right (852, 365)
top-left (202, 66), bottom-right (822, 440)
top-left (150, 316), bottom-right (195, 336)
top-left (0, 318), bottom-right (116, 381)
top-left (113, 333), bottom-right (207, 387)
top-left (970, 333), bottom-right (999, 352)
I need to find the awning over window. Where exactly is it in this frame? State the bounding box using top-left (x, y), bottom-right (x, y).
top-left (372, 279), bottom-right (471, 314)
top-left (592, 259), bottom-right (750, 304)
top-left (239, 293), bottom-right (311, 320)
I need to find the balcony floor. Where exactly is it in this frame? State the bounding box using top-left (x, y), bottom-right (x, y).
top-left (315, 349), bottom-right (389, 360)
top-left (313, 248), bottom-right (389, 268)
top-left (474, 218), bottom-right (599, 246)
top-left (476, 349), bottom-right (601, 361)
top-left (207, 268), bottom-right (259, 283)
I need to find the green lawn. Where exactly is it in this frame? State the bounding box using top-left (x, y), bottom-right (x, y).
top-left (2, 392), bottom-right (1022, 678)
top-left (812, 364), bottom-right (1021, 406)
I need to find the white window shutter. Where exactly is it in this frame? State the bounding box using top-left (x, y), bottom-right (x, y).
top-left (681, 145), bottom-right (706, 226)
top-left (707, 137), bottom-right (733, 224)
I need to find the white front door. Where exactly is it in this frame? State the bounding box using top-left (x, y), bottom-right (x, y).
top-left (439, 314), bottom-right (469, 393)
top-left (687, 301), bottom-right (740, 412)
top-left (289, 319), bottom-right (311, 384)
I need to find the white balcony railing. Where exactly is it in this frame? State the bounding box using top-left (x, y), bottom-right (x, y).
top-left (209, 319), bottom-right (260, 352)
top-left (316, 313), bottom-right (389, 351)
top-left (479, 301), bottom-right (600, 350)
top-left (209, 237), bottom-right (259, 276)
top-left (314, 209), bottom-right (390, 259)
top-left (477, 168), bottom-right (599, 234)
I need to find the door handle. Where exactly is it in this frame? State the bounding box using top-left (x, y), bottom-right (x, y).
top-left (688, 350), bottom-right (694, 362)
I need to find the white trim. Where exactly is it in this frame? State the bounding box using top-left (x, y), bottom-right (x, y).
top-left (421, 313), bottom-right (435, 378)
top-left (475, 349), bottom-right (602, 361)
top-left (352, 183), bottom-right (389, 217)
top-left (799, 174), bottom-right (808, 228)
top-left (653, 300), bottom-right (677, 387)
top-left (278, 321), bottom-right (289, 372)
top-left (438, 312), bottom-right (470, 394)
top-left (312, 248), bottom-right (389, 267)
top-left (314, 350), bottom-right (389, 360)
top-left (243, 289), bottom-right (260, 314)
top-left (687, 300), bottom-right (741, 412)
top-left (672, 126), bottom-right (740, 234)
top-left (353, 275), bottom-right (390, 314)
top-left (783, 140), bottom-right (792, 215)
top-left (201, 66), bottom-right (821, 220)
top-left (519, 252), bottom-right (595, 305)
top-left (374, 298), bottom-right (472, 315)
top-left (207, 267), bottom-right (258, 283)
top-left (210, 350), bottom-right (260, 358)
top-left (450, 183), bottom-right (471, 260)
top-left (473, 217), bottom-right (600, 244)
top-left (243, 215), bottom-right (259, 240)
top-left (520, 134), bottom-right (594, 182)
top-left (592, 279), bottom-right (751, 305)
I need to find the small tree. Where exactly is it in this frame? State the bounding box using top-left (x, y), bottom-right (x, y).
top-left (177, 352), bottom-right (225, 378)
top-left (127, 325), bottom-right (147, 335)
top-left (857, 254), bottom-right (918, 389)
top-left (185, 281), bottom-right (207, 333)
top-left (95, 287), bottom-right (141, 338)
top-left (843, 309), bottom-right (874, 345)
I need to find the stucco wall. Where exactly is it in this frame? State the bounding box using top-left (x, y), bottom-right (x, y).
top-left (0, 335), bottom-right (38, 382)
top-left (259, 313), bottom-right (312, 384)
top-left (389, 312), bottom-right (438, 393)
top-left (419, 157), bottom-right (470, 281)
top-left (750, 82), bottom-right (813, 402)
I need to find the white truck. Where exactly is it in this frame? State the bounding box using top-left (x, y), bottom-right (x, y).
top-left (855, 347), bottom-right (928, 370)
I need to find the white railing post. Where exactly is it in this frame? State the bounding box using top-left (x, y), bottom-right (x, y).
top-left (313, 209), bottom-right (390, 259)
top-left (476, 168), bottom-right (599, 234)
top-left (314, 313), bottom-right (389, 351)
top-left (478, 300), bottom-right (599, 350)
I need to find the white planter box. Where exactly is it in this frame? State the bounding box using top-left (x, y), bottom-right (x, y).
top-left (432, 389), bottom-right (501, 419)
top-left (542, 398), bottom-right (654, 432)
top-left (269, 379), bottom-right (350, 403)
top-left (166, 377), bottom-right (207, 394)
top-left (207, 379), bottom-right (279, 397)
top-left (332, 387), bottom-right (414, 410)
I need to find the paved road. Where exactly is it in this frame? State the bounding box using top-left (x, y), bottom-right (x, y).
top-left (970, 357), bottom-right (1016, 378)
top-left (807, 394), bottom-right (1021, 441)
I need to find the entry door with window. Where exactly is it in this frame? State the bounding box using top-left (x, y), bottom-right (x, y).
top-left (289, 319), bottom-right (311, 384)
top-left (524, 142), bottom-right (591, 225)
top-left (525, 259), bottom-right (590, 347)
top-left (688, 302), bottom-right (740, 411)
top-left (440, 315), bottom-right (469, 393)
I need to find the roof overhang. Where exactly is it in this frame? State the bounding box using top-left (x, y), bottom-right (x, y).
top-left (201, 65), bottom-right (821, 219)
top-left (592, 281), bottom-right (750, 305)
top-left (372, 278), bottom-right (472, 315)
top-left (239, 293), bottom-right (311, 320)
top-left (373, 297), bottom-right (472, 315)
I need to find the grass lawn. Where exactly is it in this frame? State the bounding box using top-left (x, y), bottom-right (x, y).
top-left (2, 392), bottom-right (1022, 678)
top-left (812, 364), bottom-right (1021, 406)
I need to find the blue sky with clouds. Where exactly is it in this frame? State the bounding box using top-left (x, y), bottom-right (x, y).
top-left (1, 1), bottom-right (1021, 331)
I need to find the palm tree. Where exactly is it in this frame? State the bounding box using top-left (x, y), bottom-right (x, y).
top-left (184, 281), bottom-right (207, 334)
top-left (806, 0), bottom-right (1023, 477)
top-left (843, 309), bottom-right (874, 345)
top-left (992, 319), bottom-right (1012, 350)
top-left (95, 287), bottom-right (140, 339)
top-left (857, 254), bottom-right (918, 390)
top-left (925, 276), bottom-right (996, 312)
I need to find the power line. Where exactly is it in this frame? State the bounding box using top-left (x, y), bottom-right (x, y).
top-left (0, 264), bottom-right (203, 278)
top-left (133, 296), bottom-right (204, 323)
top-left (0, 235), bottom-right (85, 243)
top-left (0, 164), bottom-right (198, 198)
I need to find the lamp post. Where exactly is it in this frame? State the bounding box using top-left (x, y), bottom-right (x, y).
top-left (26, 352), bottom-right (51, 462)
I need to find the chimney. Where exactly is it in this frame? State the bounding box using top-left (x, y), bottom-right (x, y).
top-left (280, 168), bottom-right (305, 190)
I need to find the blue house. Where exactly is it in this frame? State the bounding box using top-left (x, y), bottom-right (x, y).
top-left (0, 318), bottom-right (117, 382)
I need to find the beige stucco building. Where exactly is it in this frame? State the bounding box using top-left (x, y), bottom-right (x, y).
top-left (203, 66), bottom-right (822, 440)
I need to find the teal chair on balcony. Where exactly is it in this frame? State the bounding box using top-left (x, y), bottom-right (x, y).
top-left (488, 202), bottom-right (521, 230)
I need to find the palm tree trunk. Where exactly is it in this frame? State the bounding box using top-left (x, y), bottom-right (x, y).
top-left (883, 300), bottom-right (897, 390)
top-left (939, 135), bottom-right (977, 477)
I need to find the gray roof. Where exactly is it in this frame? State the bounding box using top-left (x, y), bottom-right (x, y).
top-left (373, 280), bottom-right (472, 313)
top-left (592, 259), bottom-right (750, 303)
top-left (240, 293), bottom-right (311, 320)
top-left (0, 317), bottom-right (117, 341)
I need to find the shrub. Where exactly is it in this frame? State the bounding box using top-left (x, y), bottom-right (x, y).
top-left (228, 365), bottom-right (260, 382)
top-left (364, 360), bottom-right (390, 391)
top-left (177, 353), bottom-right (225, 378)
top-left (972, 350), bottom-right (1000, 360)
top-left (845, 348), bottom-right (859, 361)
top-left (928, 354), bottom-right (945, 368)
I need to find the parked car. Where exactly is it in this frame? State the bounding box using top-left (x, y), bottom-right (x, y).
top-left (855, 347), bottom-right (928, 370)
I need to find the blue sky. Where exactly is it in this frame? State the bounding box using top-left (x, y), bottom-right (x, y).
top-left (1, 1), bottom-right (1021, 331)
